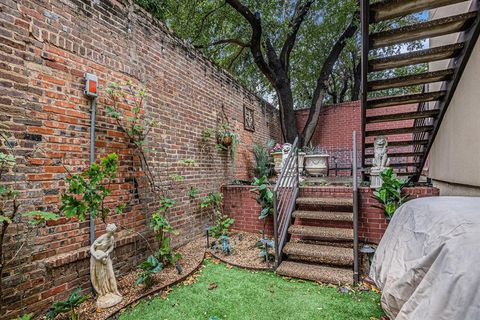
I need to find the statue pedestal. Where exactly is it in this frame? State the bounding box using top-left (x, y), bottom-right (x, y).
top-left (97, 293), bottom-right (123, 309)
top-left (370, 167), bottom-right (384, 188)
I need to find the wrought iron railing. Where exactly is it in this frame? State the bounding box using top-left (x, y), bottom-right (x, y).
top-left (273, 136), bottom-right (299, 268)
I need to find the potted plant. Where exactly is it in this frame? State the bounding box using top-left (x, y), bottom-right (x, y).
top-left (269, 143), bottom-right (284, 174)
top-left (216, 123), bottom-right (240, 159)
top-left (304, 146), bottom-right (329, 177)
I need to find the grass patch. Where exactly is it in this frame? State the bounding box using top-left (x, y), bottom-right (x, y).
top-left (120, 259), bottom-right (384, 320)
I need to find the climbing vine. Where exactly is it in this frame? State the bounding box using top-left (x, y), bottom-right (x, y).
top-left (105, 81), bottom-right (200, 273)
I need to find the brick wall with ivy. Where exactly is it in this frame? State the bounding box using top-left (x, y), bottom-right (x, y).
top-left (0, 0), bottom-right (281, 317)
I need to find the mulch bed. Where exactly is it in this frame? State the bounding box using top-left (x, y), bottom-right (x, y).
top-left (71, 236), bottom-right (205, 320)
top-left (208, 231), bottom-right (274, 271)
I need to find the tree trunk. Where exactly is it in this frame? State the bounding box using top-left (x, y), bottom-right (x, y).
top-left (351, 61), bottom-right (361, 101)
top-left (275, 83), bottom-right (298, 143)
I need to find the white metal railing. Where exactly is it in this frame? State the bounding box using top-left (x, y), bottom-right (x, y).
top-left (273, 136), bottom-right (299, 268)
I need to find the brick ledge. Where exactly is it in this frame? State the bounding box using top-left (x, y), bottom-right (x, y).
top-left (43, 232), bottom-right (147, 269)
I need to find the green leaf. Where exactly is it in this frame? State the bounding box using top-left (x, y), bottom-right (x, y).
top-left (0, 215), bottom-right (12, 224)
top-left (22, 211), bottom-right (59, 225)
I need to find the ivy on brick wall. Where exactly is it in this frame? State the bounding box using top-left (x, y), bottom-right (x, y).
top-left (0, 128), bottom-right (59, 311)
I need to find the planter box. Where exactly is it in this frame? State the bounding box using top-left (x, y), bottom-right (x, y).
top-left (304, 154), bottom-right (329, 176)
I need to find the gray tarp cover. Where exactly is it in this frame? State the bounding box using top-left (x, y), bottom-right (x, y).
top-left (369, 197), bottom-right (480, 320)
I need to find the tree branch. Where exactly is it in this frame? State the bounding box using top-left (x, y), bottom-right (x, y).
top-left (302, 11), bottom-right (360, 144)
top-left (194, 38), bottom-right (250, 49)
top-left (225, 0), bottom-right (276, 84)
top-left (227, 46), bottom-right (247, 69)
top-left (280, 1), bottom-right (314, 72)
top-left (191, 1), bottom-right (227, 43)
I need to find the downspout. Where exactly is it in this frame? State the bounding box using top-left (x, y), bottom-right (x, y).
top-left (89, 98), bottom-right (97, 246)
top-left (85, 73), bottom-right (99, 246)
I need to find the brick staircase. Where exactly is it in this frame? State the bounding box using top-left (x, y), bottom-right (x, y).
top-left (276, 186), bottom-right (355, 285)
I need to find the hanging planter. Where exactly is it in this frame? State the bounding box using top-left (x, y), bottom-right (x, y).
top-left (215, 123), bottom-right (240, 160)
top-left (220, 132), bottom-right (233, 147)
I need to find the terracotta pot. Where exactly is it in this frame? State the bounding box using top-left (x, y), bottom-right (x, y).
top-left (304, 154), bottom-right (329, 176)
top-left (221, 135), bottom-right (233, 147)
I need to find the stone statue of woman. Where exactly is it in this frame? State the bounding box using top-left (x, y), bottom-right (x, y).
top-left (90, 223), bottom-right (123, 309)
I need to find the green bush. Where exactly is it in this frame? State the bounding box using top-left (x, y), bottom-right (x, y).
top-left (252, 140), bottom-right (275, 179)
top-left (372, 168), bottom-right (411, 219)
top-left (46, 288), bottom-right (88, 320)
top-left (200, 192), bottom-right (234, 238)
top-left (60, 153), bottom-right (125, 222)
top-left (136, 255), bottom-right (164, 288)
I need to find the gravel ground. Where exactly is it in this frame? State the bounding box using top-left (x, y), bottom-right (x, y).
top-left (209, 231), bottom-right (274, 270)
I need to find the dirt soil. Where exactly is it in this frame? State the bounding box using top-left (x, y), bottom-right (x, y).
top-left (209, 231), bottom-right (273, 270)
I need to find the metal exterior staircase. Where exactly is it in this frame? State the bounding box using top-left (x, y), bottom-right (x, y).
top-left (360, 0), bottom-right (480, 181)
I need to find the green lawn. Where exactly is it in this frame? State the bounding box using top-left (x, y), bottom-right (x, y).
top-left (120, 260), bottom-right (384, 320)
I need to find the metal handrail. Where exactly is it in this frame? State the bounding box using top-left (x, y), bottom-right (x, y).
top-left (352, 131), bottom-right (359, 283)
top-left (273, 136), bottom-right (299, 269)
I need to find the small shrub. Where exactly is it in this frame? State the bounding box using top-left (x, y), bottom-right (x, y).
top-left (136, 255), bottom-right (164, 288)
top-left (256, 238), bottom-right (275, 262)
top-left (150, 211), bottom-right (181, 266)
top-left (200, 192), bottom-right (234, 238)
top-left (46, 288), bottom-right (88, 320)
top-left (252, 140), bottom-right (275, 179)
top-left (212, 235), bottom-right (233, 255)
top-left (209, 214), bottom-right (234, 238)
top-left (60, 153), bottom-right (125, 223)
top-left (372, 168), bottom-right (411, 219)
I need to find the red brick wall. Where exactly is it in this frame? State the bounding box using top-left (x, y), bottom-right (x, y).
top-left (222, 185), bottom-right (274, 237)
top-left (295, 101), bottom-right (417, 149)
top-left (0, 0), bottom-right (281, 317)
top-left (359, 187), bottom-right (440, 244)
top-left (223, 185), bottom-right (440, 244)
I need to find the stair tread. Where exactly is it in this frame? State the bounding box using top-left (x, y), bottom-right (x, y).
top-left (288, 225), bottom-right (354, 241)
top-left (368, 70), bottom-right (455, 91)
top-left (365, 162), bottom-right (420, 168)
top-left (293, 210), bottom-right (353, 222)
top-left (283, 242), bottom-right (353, 266)
top-left (365, 125), bottom-right (433, 137)
top-left (367, 91), bottom-right (446, 109)
top-left (365, 151), bottom-right (424, 158)
top-left (371, 12), bottom-right (477, 49)
top-left (366, 109), bottom-right (439, 123)
top-left (296, 197), bottom-right (353, 207)
top-left (276, 261), bottom-right (353, 284)
top-left (365, 139), bottom-right (428, 148)
top-left (369, 43), bottom-right (465, 72)
top-left (368, 69), bottom-right (455, 91)
top-left (370, 0), bottom-right (468, 23)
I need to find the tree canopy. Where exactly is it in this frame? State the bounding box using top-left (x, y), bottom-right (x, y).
top-left (135, 0), bottom-right (425, 144)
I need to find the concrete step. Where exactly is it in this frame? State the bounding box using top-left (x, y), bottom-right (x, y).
top-left (276, 261), bottom-right (353, 285)
top-left (296, 197), bottom-right (353, 208)
top-left (288, 225), bottom-right (354, 241)
top-left (283, 242), bottom-right (353, 266)
top-left (292, 210), bottom-right (353, 222)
